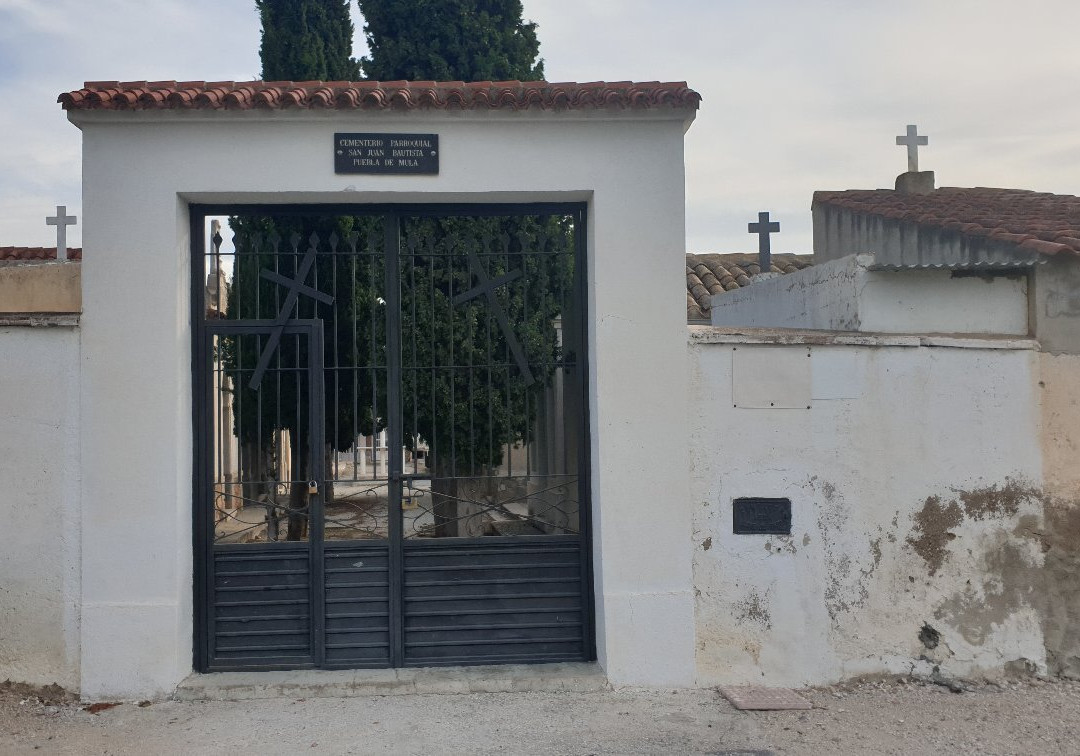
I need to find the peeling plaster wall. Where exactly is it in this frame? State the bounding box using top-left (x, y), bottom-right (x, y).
top-left (0, 325), bottom-right (81, 689)
top-left (688, 329), bottom-right (1076, 686)
top-left (1033, 256), bottom-right (1080, 355)
top-left (1037, 352), bottom-right (1080, 678)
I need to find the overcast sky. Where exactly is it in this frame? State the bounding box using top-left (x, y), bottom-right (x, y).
top-left (2, 0), bottom-right (1079, 253)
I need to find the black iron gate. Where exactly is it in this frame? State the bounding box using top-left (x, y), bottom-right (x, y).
top-left (192, 205), bottom-right (592, 670)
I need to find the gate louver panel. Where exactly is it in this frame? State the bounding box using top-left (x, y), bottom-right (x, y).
top-left (212, 546), bottom-right (312, 667)
top-left (323, 544), bottom-right (391, 667)
top-left (402, 537), bottom-right (586, 666)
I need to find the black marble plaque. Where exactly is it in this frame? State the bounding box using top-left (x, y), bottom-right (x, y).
top-left (334, 133), bottom-right (439, 174)
top-left (732, 497), bottom-right (792, 535)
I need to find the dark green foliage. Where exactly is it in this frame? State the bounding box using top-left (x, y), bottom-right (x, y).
top-left (256, 0), bottom-right (361, 81)
top-left (358, 0), bottom-right (544, 81)
top-left (223, 212), bottom-right (575, 476)
top-left (224, 216), bottom-right (386, 453)
top-left (399, 216), bottom-right (574, 475)
top-left (230, 0), bottom-right (561, 540)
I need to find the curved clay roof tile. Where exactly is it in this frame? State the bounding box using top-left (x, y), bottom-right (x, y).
top-left (388, 89), bottom-right (414, 109)
top-left (281, 88), bottom-right (307, 107)
top-left (359, 89), bottom-right (386, 108)
top-left (253, 88), bottom-right (281, 108)
top-left (443, 89), bottom-right (468, 108)
top-left (415, 88), bottom-right (443, 108)
top-left (60, 80), bottom-right (702, 113)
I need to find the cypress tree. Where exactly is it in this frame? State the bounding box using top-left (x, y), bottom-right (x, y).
top-left (230, 2), bottom-right (361, 539)
top-left (358, 0), bottom-right (544, 81)
top-left (256, 0), bottom-right (361, 81)
top-left (356, 1), bottom-right (556, 536)
top-left (231, 1), bottom-right (563, 541)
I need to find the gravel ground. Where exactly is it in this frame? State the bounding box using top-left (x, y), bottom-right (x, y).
top-left (754, 677), bottom-right (1080, 755)
top-left (2, 677), bottom-right (1078, 755)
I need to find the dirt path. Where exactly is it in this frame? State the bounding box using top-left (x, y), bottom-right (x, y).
top-left (2, 678), bottom-right (1078, 755)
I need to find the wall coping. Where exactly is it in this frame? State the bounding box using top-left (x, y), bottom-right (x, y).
top-left (0, 314), bottom-right (80, 327)
top-left (689, 325), bottom-right (1039, 351)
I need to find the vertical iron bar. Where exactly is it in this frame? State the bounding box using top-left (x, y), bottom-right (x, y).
top-left (429, 237), bottom-right (437, 505)
top-left (332, 235), bottom-right (339, 482)
top-left (573, 206), bottom-right (596, 660)
top-left (275, 252), bottom-right (283, 513)
top-left (309, 325), bottom-right (327, 666)
top-left (190, 208), bottom-right (210, 671)
top-left (351, 236), bottom-right (359, 481)
top-left (384, 213), bottom-right (404, 667)
top-left (449, 231), bottom-right (456, 480)
top-left (369, 234), bottom-right (378, 483)
top-left (505, 232), bottom-right (512, 479)
top-left (518, 224), bottom-right (527, 475)
top-left (256, 334), bottom-right (263, 498)
top-left (486, 260), bottom-right (494, 471)
top-left (410, 239), bottom-right (419, 479)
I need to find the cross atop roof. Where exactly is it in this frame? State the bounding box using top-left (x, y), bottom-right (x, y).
top-left (747, 211), bottom-right (780, 271)
top-left (896, 124), bottom-right (928, 173)
top-left (45, 205), bottom-right (77, 261)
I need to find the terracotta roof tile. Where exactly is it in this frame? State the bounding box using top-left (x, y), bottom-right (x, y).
top-left (813, 187), bottom-right (1080, 258)
top-left (0, 246), bottom-right (82, 261)
top-left (59, 80), bottom-right (701, 113)
top-left (686, 253), bottom-right (811, 322)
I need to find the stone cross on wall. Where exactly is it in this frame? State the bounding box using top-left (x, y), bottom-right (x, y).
top-left (747, 211), bottom-right (780, 272)
top-left (46, 205), bottom-right (77, 261)
top-left (896, 125), bottom-right (929, 173)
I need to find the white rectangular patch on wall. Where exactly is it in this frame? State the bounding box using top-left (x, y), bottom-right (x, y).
top-left (811, 349), bottom-right (863, 400)
top-left (732, 346), bottom-right (812, 409)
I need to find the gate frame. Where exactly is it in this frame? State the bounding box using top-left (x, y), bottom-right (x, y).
top-left (190, 202), bottom-right (594, 672)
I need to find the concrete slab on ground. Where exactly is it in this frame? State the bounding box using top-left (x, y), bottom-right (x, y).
top-left (175, 662), bottom-right (608, 701)
top-left (720, 686), bottom-right (813, 711)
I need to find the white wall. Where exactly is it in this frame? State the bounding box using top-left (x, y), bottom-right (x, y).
top-left (72, 106), bottom-right (696, 697)
top-left (710, 254), bottom-right (1028, 335)
top-left (689, 328), bottom-right (1059, 686)
top-left (0, 324), bottom-right (80, 689)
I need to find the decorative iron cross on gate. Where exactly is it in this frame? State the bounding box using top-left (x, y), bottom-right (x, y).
top-left (248, 233), bottom-right (335, 390)
top-left (747, 211), bottom-right (780, 271)
top-left (452, 251), bottom-right (536, 386)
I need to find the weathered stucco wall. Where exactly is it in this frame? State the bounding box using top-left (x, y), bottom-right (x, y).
top-left (1032, 255), bottom-right (1080, 354)
top-left (0, 262), bottom-right (81, 313)
top-left (689, 328), bottom-right (1078, 685)
top-left (709, 254), bottom-right (1027, 335)
top-left (1036, 352), bottom-right (1080, 678)
top-left (0, 324), bottom-right (80, 689)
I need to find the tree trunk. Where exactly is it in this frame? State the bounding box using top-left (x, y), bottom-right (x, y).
top-left (431, 457), bottom-right (457, 538)
top-left (287, 429), bottom-right (309, 541)
top-left (431, 457), bottom-right (488, 538)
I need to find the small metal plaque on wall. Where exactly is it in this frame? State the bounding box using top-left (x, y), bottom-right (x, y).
top-left (733, 497), bottom-right (792, 535)
top-left (334, 133), bottom-right (439, 174)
